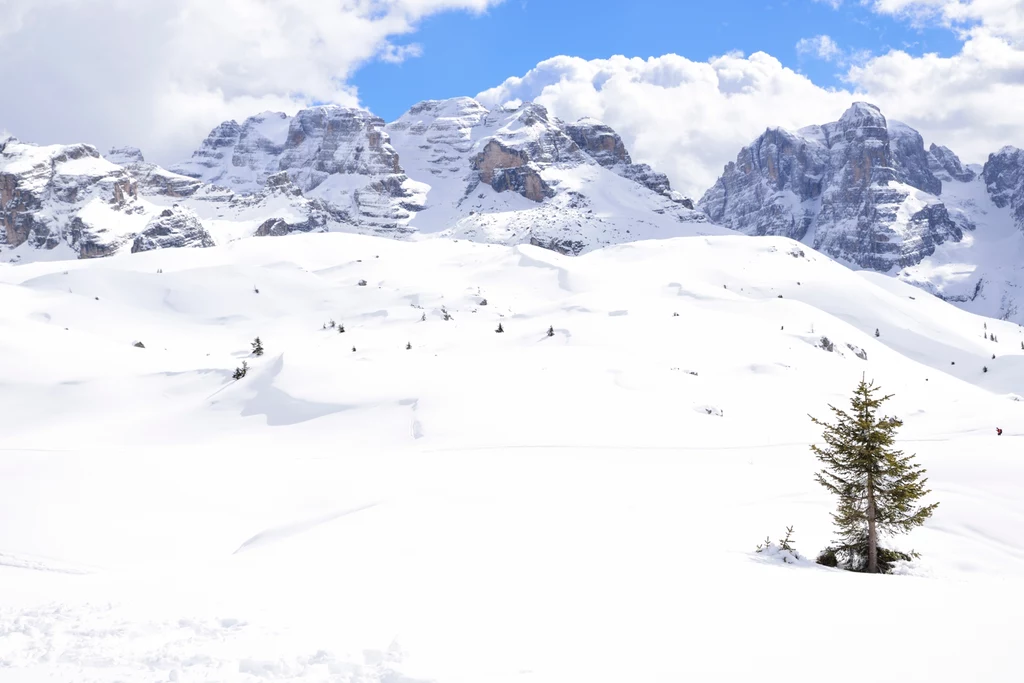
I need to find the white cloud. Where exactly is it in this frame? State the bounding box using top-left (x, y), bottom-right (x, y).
top-left (0, 0), bottom-right (501, 165)
top-left (796, 35), bottom-right (843, 61)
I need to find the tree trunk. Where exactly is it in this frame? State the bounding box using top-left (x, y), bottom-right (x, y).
top-left (866, 474), bottom-right (878, 573)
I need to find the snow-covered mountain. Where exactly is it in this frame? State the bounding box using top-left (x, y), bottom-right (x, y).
top-left (698, 103), bottom-right (969, 271)
top-left (2, 99), bottom-right (716, 263)
top-left (700, 103), bottom-right (1024, 322)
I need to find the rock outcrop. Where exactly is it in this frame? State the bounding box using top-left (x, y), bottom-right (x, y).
top-left (564, 118), bottom-right (695, 208)
top-left (699, 103), bottom-right (964, 271)
top-left (928, 143), bottom-right (976, 183)
top-left (983, 146), bottom-right (1024, 231)
top-left (131, 206), bottom-right (215, 253)
top-left (1, 138), bottom-right (145, 257)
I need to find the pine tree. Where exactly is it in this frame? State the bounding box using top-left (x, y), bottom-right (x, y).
top-left (496, 323), bottom-right (504, 333)
top-left (875, 328), bottom-right (880, 338)
top-left (421, 312), bottom-right (427, 322)
top-left (251, 337), bottom-right (264, 356)
top-left (547, 325), bottom-right (555, 337)
top-left (352, 346), bottom-right (357, 353)
top-left (233, 361), bottom-right (249, 380)
top-left (810, 378), bottom-right (938, 573)
top-left (406, 342), bottom-right (412, 350)
top-left (338, 324), bottom-right (345, 334)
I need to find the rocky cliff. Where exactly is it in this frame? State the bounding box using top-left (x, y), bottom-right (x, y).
top-left (699, 103), bottom-right (969, 271)
top-left (982, 146), bottom-right (1024, 231)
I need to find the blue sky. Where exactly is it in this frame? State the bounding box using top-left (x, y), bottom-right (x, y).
top-left (352, 0), bottom-right (966, 120)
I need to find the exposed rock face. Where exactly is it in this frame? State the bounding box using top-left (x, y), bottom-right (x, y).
top-left (173, 106), bottom-right (421, 232)
top-left (109, 147), bottom-right (202, 199)
top-left (983, 146), bottom-right (1024, 231)
top-left (471, 140), bottom-right (553, 202)
top-left (928, 143), bottom-right (976, 183)
top-left (131, 206), bottom-right (215, 253)
top-left (564, 118), bottom-right (695, 207)
top-left (385, 97), bottom-right (713, 252)
top-left (699, 102), bottom-right (963, 271)
top-left (1, 138), bottom-right (144, 257)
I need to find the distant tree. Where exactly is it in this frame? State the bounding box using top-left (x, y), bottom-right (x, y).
top-left (875, 328), bottom-right (880, 338)
top-left (673, 312), bottom-right (680, 317)
top-left (352, 346), bottom-right (357, 353)
top-left (811, 378), bottom-right (938, 573)
top-left (358, 280), bottom-right (368, 287)
top-left (232, 361), bottom-right (249, 380)
top-left (254, 286), bottom-right (260, 294)
top-left (421, 312), bottom-right (426, 322)
top-left (442, 307), bottom-right (453, 321)
top-left (406, 342), bottom-right (412, 350)
top-left (338, 324), bottom-right (345, 334)
top-left (547, 325), bottom-right (555, 337)
top-left (251, 337), bottom-right (264, 356)
top-left (496, 323), bottom-right (504, 333)
top-left (328, 319), bottom-right (336, 329)
top-left (480, 298), bottom-right (488, 306)
top-left (992, 354), bottom-right (996, 359)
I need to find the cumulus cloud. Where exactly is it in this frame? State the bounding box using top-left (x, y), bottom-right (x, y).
top-left (477, 0), bottom-right (1024, 199)
top-left (0, 0), bottom-right (501, 165)
top-left (796, 35), bottom-right (843, 61)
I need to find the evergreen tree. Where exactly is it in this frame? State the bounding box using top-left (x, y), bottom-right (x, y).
top-left (233, 361), bottom-right (249, 380)
top-left (810, 378), bottom-right (938, 573)
top-left (547, 325), bottom-right (555, 337)
top-left (352, 346), bottom-right (357, 353)
top-left (406, 342), bottom-right (412, 350)
top-left (338, 324), bottom-right (345, 334)
top-left (251, 337), bottom-right (264, 356)
top-left (496, 323), bottom-right (504, 333)
top-left (875, 328), bottom-right (880, 338)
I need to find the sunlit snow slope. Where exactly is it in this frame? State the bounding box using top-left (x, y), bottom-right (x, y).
top-left (1, 233), bottom-right (1023, 682)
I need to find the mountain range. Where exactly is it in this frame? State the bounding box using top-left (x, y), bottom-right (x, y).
top-left (3, 98), bottom-right (1024, 320)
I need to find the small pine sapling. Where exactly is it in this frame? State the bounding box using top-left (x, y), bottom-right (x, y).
top-left (875, 328), bottom-right (880, 338)
top-left (421, 312), bottom-right (426, 322)
top-left (480, 298), bottom-right (488, 306)
top-left (338, 324), bottom-right (345, 334)
top-left (352, 346), bottom-right (357, 353)
top-left (547, 325), bottom-right (555, 337)
top-left (232, 361), bottom-right (249, 380)
top-left (253, 286), bottom-right (259, 294)
top-left (496, 323), bottom-right (504, 333)
top-left (983, 366), bottom-right (989, 373)
top-left (442, 307), bottom-right (452, 321)
top-left (406, 342), bottom-right (412, 350)
top-left (251, 337), bottom-right (264, 356)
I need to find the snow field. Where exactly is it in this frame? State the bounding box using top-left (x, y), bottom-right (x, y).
top-left (1, 232), bottom-right (1023, 681)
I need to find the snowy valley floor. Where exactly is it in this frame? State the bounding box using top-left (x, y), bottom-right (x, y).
top-left (1, 233), bottom-right (1023, 681)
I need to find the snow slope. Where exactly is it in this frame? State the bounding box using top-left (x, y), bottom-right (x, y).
top-left (899, 173), bottom-right (1024, 322)
top-left (1, 233), bottom-right (1023, 681)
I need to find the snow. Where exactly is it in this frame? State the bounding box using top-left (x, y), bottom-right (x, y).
top-left (1, 231), bottom-right (1023, 681)
top-left (250, 111), bottom-right (292, 147)
top-left (899, 175), bottom-right (1024, 320)
top-left (56, 154), bottom-right (122, 177)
